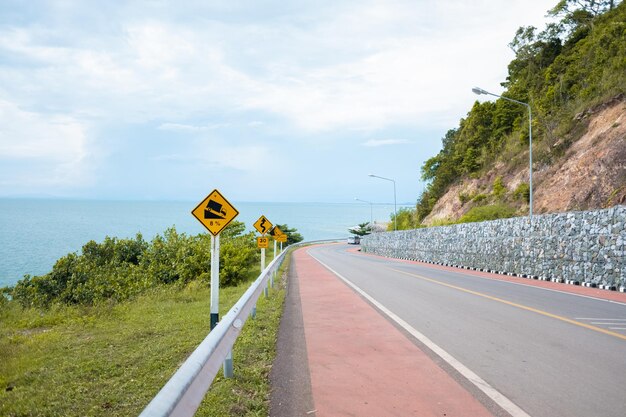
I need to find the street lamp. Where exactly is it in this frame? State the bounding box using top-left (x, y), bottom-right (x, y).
top-left (355, 198), bottom-right (373, 227)
top-left (368, 174), bottom-right (397, 231)
top-left (472, 87), bottom-right (533, 221)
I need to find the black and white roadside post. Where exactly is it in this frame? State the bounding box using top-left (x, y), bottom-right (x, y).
top-left (191, 189), bottom-right (239, 378)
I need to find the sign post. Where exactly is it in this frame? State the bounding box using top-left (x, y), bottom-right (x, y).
top-left (269, 226), bottom-right (285, 288)
top-left (254, 215), bottom-right (273, 298)
top-left (191, 189), bottom-right (239, 378)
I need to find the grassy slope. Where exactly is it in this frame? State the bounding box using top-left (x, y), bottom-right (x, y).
top-left (0, 261), bottom-right (287, 416)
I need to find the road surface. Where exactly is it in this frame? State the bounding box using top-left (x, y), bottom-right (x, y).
top-left (275, 243), bottom-right (626, 417)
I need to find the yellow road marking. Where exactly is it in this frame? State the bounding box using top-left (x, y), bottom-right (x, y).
top-left (390, 268), bottom-right (626, 342)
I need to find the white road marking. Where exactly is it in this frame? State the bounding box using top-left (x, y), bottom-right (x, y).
top-left (309, 251), bottom-right (532, 417)
top-left (576, 318), bottom-right (626, 321)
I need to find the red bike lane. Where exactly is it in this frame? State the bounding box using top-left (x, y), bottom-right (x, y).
top-left (293, 246), bottom-right (496, 417)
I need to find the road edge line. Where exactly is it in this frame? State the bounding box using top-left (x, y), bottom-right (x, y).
top-left (309, 251), bottom-right (532, 417)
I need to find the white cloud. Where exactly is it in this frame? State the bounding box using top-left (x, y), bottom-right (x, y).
top-left (237, 0), bottom-right (557, 131)
top-left (0, 100), bottom-right (94, 188)
top-left (158, 122), bottom-right (229, 132)
top-left (362, 139), bottom-right (411, 147)
top-left (0, 0), bottom-right (558, 200)
top-left (0, 0), bottom-right (556, 132)
top-left (153, 144), bottom-right (271, 172)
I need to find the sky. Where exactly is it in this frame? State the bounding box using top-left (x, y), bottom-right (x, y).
top-left (0, 0), bottom-right (557, 204)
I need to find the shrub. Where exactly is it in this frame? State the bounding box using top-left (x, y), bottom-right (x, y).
top-left (513, 182), bottom-right (531, 202)
top-left (388, 207), bottom-right (418, 231)
top-left (472, 193), bottom-right (488, 203)
top-left (9, 221), bottom-right (264, 308)
top-left (458, 204), bottom-right (517, 223)
top-left (492, 176), bottom-right (507, 198)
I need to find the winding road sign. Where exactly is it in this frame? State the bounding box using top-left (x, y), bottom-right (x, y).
top-left (254, 215), bottom-right (273, 235)
top-left (191, 189), bottom-right (239, 236)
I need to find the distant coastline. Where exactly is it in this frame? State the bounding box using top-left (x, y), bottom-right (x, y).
top-left (0, 199), bottom-right (401, 287)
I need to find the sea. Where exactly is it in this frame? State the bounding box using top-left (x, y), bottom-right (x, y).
top-left (0, 199), bottom-right (401, 288)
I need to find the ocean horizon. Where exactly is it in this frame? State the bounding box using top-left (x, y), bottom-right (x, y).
top-left (0, 198), bottom-right (404, 287)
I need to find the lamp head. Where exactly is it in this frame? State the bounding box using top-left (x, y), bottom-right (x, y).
top-left (472, 87), bottom-right (488, 95)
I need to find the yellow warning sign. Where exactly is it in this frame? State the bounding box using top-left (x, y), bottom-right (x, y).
top-left (191, 189), bottom-right (239, 236)
top-left (275, 234), bottom-right (287, 243)
top-left (253, 215), bottom-right (273, 235)
top-left (269, 226), bottom-right (283, 237)
top-left (257, 236), bottom-right (269, 248)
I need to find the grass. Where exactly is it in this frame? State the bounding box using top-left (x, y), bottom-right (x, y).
top-left (0, 256), bottom-right (289, 417)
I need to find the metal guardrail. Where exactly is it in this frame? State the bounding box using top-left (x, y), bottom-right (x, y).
top-left (139, 239), bottom-right (340, 417)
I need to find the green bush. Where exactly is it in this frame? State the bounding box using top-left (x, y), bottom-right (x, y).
top-left (514, 182), bottom-right (531, 202)
top-left (388, 207), bottom-right (418, 230)
top-left (9, 221), bottom-right (264, 308)
top-left (492, 176), bottom-right (507, 198)
top-left (458, 204), bottom-right (517, 223)
top-left (472, 193), bottom-right (488, 203)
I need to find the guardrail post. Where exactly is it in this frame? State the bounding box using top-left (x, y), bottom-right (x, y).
top-left (223, 351), bottom-right (234, 378)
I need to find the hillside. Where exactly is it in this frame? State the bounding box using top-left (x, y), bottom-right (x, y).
top-left (424, 96), bottom-right (625, 224)
top-left (413, 0), bottom-right (626, 227)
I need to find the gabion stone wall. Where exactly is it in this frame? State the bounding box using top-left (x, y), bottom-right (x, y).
top-left (361, 205), bottom-right (626, 289)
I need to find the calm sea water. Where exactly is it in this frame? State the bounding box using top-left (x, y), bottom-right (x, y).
top-left (0, 199), bottom-right (400, 287)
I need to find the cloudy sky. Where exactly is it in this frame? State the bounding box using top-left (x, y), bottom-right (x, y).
top-left (0, 0), bottom-right (557, 204)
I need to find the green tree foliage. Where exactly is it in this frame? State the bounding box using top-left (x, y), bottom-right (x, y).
top-left (10, 222), bottom-right (259, 308)
top-left (513, 182), bottom-right (531, 202)
top-left (416, 1), bottom-right (625, 222)
top-left (492, 176), bottom-right (507, 198)
top-left (388, 207), bottom-right (418, 231)
top-left (349, 222), bottom-right (372, 236)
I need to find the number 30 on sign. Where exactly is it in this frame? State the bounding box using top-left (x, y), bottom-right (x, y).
top-left (257, 237), bottom-right (269, 248)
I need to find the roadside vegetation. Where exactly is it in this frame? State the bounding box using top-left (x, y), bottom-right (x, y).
top-left (0, 221), bottom-right (301, 416)
top-left (389, 0), bottom-right (626, 229)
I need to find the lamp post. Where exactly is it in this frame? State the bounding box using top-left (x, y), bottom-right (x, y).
top-left (368, 174), bottom-right (397, 231)
top-left (472, 87), bottom-right (533, 221)
top-left (355, 198), bottom-right (374, 227)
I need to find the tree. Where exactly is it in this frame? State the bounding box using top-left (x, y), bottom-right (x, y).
top-left (349, 222), bottom-right (372, 236)
top-left (388, 208), bottom-right (418, 231)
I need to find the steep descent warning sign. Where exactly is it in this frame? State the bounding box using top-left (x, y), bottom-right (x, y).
top-left (191, 189), bottom-right (239, 236)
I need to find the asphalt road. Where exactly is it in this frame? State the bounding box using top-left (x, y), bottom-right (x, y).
top-left (307, 244), bottom-right (626, 417)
